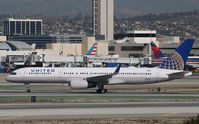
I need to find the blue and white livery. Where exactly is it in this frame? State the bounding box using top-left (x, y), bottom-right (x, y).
top-left (6, 39), bottom-right (194, 93)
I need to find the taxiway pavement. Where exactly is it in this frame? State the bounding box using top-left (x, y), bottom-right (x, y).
top-left (0, 102), bottom-right (198, 120)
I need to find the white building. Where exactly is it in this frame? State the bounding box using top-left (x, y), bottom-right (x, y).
top-left (157, 36), bottom-right (180, 43)
top-left (127, 30), bottom-right (157, 44)
top-left (0, 36), bottom-right (7, 41)
top-left (93, 0), bottom-right (114, 40)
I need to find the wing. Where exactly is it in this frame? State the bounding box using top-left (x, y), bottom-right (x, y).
top-left (86, 65), bottom-right (121, 85)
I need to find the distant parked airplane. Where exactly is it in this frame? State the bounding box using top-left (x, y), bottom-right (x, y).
top-left (84, 43), bottom-right (97, 57)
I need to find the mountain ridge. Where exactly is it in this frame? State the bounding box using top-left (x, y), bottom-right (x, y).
top-left (0, 0), bottom-right (198, 17)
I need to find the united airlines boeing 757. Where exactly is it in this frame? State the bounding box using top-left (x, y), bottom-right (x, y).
top-left (6, 39), bottom-right (194, 93)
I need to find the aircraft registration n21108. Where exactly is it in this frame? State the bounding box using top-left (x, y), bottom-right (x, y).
top-left (6, 39), bottom-right (194, 93)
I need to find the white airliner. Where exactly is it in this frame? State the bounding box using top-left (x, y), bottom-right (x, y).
top-left (6, 39), bottom-right (194, 93)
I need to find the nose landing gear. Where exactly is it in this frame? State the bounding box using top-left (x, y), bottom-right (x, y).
top-left (96, 89), bottom-right (108, 93)
top-left (25, 83), bottom-right (31, 93)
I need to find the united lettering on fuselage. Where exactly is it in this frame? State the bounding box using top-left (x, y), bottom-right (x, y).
top-left (30, 69), bottom-right (55, 74)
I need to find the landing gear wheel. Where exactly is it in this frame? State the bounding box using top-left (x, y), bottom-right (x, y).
top-left (27, 89), bottom-right (31, 93)
top-left (104, 89), bottom-right (108, 93)
top-left (96, 89), bottom-right (108, 94)
top-left (25, 83), bottom-right (31, 93)
top-left (96, 89), bottom-right (102, 93)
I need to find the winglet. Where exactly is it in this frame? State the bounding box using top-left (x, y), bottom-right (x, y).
top-left (113, 65), bottom-right (120, 75)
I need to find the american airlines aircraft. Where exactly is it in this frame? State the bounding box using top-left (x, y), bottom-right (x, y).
top-left (84, 43), bottom-right (97, 57)
top-left (6, 39), bottom-right (194, 93)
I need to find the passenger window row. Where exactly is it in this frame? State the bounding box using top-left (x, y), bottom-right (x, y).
top-left (63, 72), bottom-right (151, 75)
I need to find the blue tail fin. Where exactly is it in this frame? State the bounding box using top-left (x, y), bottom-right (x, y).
top-left (159, 39), bottom-right (194, 70)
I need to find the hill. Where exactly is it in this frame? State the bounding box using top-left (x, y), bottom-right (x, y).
top-left (0, 0), bottom-right (199, 17)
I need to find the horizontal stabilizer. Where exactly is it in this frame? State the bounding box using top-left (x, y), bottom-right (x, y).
top-left (168, 72), bottom-right (186, 80)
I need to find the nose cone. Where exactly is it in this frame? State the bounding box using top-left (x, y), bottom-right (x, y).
top-left (6, 75), bottom-right (11, 82)
top-left (6, 75), bottom-right (14, 82)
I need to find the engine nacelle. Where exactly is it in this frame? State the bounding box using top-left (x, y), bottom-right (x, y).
top-left (70, 79), bottom-right (96, 89)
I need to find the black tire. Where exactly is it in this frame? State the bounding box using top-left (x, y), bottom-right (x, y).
top-left (27, 89), bottom-right (31, 93)
top-left (104, 89), bottom-right (108, 93)
top-left (96, 89), bottom-right (102, 93)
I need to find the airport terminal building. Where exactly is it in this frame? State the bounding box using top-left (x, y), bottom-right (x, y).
top-left (4, 18), bottom-right (42, 36)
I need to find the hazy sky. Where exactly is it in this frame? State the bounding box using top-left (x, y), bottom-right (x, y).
top-left (0, 0), bottom-right (198, 17)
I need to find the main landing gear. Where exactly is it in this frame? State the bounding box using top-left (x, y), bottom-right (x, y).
top-left (96, 83), bottom-right (107, 93)
top-left (96, 89), bottom-right (107, 93)
top-left (25, 83), bottom-right (31, 93)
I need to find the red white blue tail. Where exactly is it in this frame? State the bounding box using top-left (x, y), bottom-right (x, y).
top-left (85, 43), bottom-right (97, 56)
top-left (151, 42), bottom-right (165, 59)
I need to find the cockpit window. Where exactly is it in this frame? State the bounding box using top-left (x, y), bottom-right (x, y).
top-left (10, 72), bottom-right (17, 75)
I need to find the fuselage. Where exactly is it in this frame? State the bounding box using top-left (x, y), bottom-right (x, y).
top-left (6, 66), bottom-right (184, 85)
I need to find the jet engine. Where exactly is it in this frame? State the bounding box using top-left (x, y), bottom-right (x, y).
top-left (70, 79), bottom-right (96, 89)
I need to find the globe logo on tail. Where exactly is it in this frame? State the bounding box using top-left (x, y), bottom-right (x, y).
top-left (159, 52), bottom-right (184, 70)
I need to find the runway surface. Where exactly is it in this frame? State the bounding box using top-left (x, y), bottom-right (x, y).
top-left (0, 74), bottom-right (198, 120)
top-left (0, 102), bottom-right (198, 120)
top-left (0, 77), bottom-right (199, 95)
top-left (0, 75), bottom-right (198, 102)
top-left (0, 92), bottom-right (199, 97)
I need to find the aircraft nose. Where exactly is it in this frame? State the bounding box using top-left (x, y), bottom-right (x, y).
top-left (6, 75), bottom-right (13, 82)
